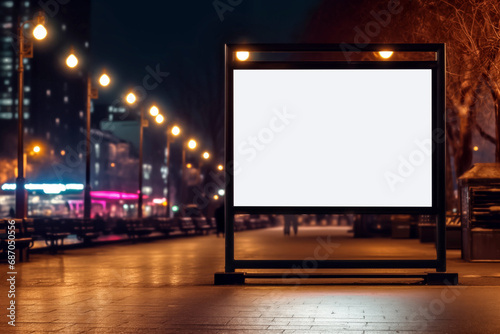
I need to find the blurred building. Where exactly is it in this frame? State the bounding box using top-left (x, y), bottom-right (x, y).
top-left (0, 0), bottom-right (91, 182)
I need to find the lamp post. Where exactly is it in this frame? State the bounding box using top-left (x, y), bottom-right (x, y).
top-left (147, 108), bottom-right (181, 218)
top-left (165, 125), bottom-right (180, 217)
top-left (16, 12), bottom-right (47, 219)
top-left (22, 145), bottom-right (42, 180)
top-left (181, 139), bottom-right (197, 205)
top-left (66, 52), bottom-right (110, 220)
top-left (126, 94), bottom-right (164, 219)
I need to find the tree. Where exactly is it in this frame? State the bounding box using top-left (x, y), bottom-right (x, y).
top-left (303, 0), bottom-right (500, 209)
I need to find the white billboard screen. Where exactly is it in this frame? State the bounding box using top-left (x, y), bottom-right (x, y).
top-left (233, 69), bottom-right (432, 207)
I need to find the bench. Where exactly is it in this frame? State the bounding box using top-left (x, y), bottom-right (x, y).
top-left (156, 218), bottom-right (177, 236)
top-left (0, 218), bottom-right (33, 262)
top-left (193, 217), bottom-right (213, 235)
top-left (125, 219), bottom-right (155, 241)
top-left (446, 215), bottom-right (461, 249)
top-left (41, 219), bottom-right (71, 253)
top-left (72, 219), bottom-right (100, 244)
top-left (234, 216), bottom-right (246, 231)
top-left (177, 217), bottom-right (196, 234)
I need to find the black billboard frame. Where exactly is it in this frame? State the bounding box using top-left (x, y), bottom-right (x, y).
top-left (215, 43), bottom-right (457, 285)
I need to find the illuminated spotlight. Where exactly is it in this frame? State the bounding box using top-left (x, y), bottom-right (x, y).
top-left (149, 105), bottom-right (159, 116)
top-left (66, 53), bottom-right (78, 68)
top-left (218, 189), bottom-right (225, 196)
top-left (186, 163), bottom-right (192, 169)
top-left (217, 164), bottom-right (223, 171)
top-left (99, 73), bottom-right (111, 87)
top-left (474, 146), bottom-right (479, 151)
top-left (213, 194), bottom-right (219, 200)
top-left (378, 51), bottom-right (393, 59)
top-left (126, 92), bottom-right (136, 104)
top-left (33, 24), bottom-right (47, 40)
top-left (236, 51), bottom-right (250, 61)
top-left (202, 152), bottom-right (209, 159)
top-left (60, 150), bottom-right (66, 156)
top-left (172, 205), bottom-right (179, 212)
top-left (33, 145), bottom-right (41, 153)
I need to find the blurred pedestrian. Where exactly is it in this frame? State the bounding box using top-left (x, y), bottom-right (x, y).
top-left (214, 203), bottom-right (225, 237)
top-left (284, 215), bottom-right (298, 236)
top-left (292, 215), bottom-right (298, 235)
top-left (284, 215), bottom-right (291, 236)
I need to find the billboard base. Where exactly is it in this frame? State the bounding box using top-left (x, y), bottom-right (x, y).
top-left (214, 272), bottom-right (458, 285)
top-left (214, 272), bottom-right (245, 285)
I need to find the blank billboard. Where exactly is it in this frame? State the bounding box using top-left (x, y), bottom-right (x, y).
top-left (233, 69), bottom-right (432, 208)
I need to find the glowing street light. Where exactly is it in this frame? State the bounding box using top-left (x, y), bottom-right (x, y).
top-left (33, 146), bottom-right (41, 154)
top-left (171, 125), bottom-right (181, 136)
top-left (155, 114), bottom-right (164, 124)
top-left (188, 139), bottom-right (197, 150)
top-left (217, 164), bottom-right (224, 171)
top-left (126, 92), bottom-right (136, 104)
top-left (66, 53), bottom-right (78, 68)
top-left (99, 73), bottom-right (111, 87)
top-left (202, 152), bottom-right (210, 160)
top-left (33, 24), bottom-right (47, 40)
top-left (149, 105), bottom-right (159, 116)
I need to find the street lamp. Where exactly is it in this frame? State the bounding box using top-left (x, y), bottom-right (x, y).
top-left (66, 52), bottom-right (111, 220)
top-left (187, 139), bottom-right (197, 150)
top-left (16, 11), bottom-right (47, 219)
top-left (99, 74), bottom-right (110, 87)
top-left (126, 95), bottom-right (165, 218)
top-left (18, 145), bottom-right (42, 189)
top-left (165, 125), bottom-right (180, 218)
top-left (66, 53), bottom-right (78, 68)
top-left (126, 92), bottom-right (136, 104)
top-left (149, 105), bottom-right (159, 117)
top-left (155, 114), bottom-right (164, 124)
top-left (181, 139), bottom-right (197, 205)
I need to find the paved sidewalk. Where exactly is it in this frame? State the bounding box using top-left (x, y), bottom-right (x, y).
top-left (1, 226), bottom-right (500, 333)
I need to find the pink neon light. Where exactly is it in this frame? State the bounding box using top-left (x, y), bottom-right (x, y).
top-left (91, 191), bottom-right (139, 200)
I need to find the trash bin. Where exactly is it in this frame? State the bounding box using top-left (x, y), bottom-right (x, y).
top-left (458, 163), bottom-right (500, 261)
top-left (418, 215), bottom-right (436, 243)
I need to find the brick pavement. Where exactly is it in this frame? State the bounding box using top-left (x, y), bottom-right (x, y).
top-left (1, 226), bottom-right (500, 333)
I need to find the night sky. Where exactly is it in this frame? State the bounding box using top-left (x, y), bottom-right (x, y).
top-left (90, 0), bottom-right (321, 102)
top-left (90, 0), bottom-right (321, 154)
